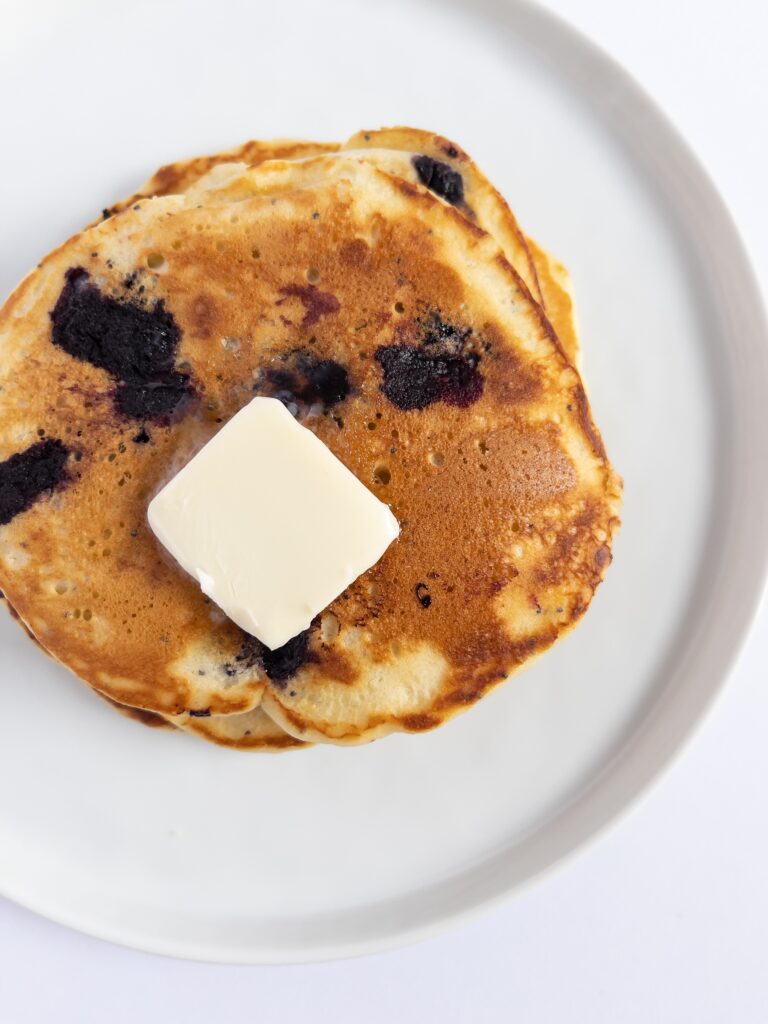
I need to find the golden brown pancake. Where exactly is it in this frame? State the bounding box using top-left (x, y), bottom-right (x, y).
top-left (94, 132), bottom-right (584, 751)
top-left (1, 592), bottom-right (171, 728)
top-left (105, 128), bottom-right (580, 364)
top-left (0, 154), bottom-right (619, 741)
top-left (168, 706), bottom-right (308, 751)
top-left (2, 591), bottom-right (303, 748)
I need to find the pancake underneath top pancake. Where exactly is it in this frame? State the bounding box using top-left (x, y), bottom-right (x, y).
top-left (0, 158), bottom-right (620, 733)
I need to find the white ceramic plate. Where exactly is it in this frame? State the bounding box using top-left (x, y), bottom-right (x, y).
top-left (1, 0), bottom-right (766, 965)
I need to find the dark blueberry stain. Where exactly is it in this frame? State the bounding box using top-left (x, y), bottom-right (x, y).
top-left (132, 427), bottom-right (151, 444)
top-left (375, 313), bottom-right (484, 411)
top-left (259, 630), bottom-right (313, 683)
top-left (412, 155), bottom-right (464, 206)
top-left (261, 351), bottom-right (350, 414)
top-left (415, 582), bottom-right (432, 608)
top-left (115, 373), bottom-right (195, 422)
top-left (300, 358), bottom-right (349, 406)
top-left (51, 268), bottom-right (179, 380)
top-left (50, 267), bottom-right (195, 422)
top-left (595, 546), bottom-right (611, 569)
top-left (0, 439), bottom-right (70, 526)
top-left (188, 708), bottom-right (211, 718)
top-left (226, 627), bottom-right (315, 685)
top-left (276, 284), bottom-right (341, 328)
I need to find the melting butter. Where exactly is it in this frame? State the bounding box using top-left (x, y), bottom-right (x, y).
top-left (148, 397), bottom-right (399, 650)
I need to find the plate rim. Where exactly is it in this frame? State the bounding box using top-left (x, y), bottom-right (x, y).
top-left (2, 0), bottom-right (768, 964)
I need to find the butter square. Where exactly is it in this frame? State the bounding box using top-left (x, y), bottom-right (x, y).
top-left (148, 397), bottom-right (399, 650)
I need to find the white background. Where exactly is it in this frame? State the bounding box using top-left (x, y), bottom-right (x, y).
top-left (1, 1), bottom-right (766, 1020)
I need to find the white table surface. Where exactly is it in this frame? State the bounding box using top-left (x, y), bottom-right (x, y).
top-left (2, 1), bottom-right (766, 1020)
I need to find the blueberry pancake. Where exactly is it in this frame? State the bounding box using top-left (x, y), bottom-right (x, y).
top-left (106, 128), bottom-right (580, 365)
top-left (96, 133), bottom-right (581, 750)
top-left (0, 155), bottom-right (619, 739)
top-left (132, 153), bottom-right (585, 751)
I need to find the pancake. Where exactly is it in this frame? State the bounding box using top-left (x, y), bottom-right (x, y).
top-left (343, 127), bottom-right (542, 305)
top-left (168, 706), bottom-right (308, 751)
top-left (2, 588), bottom-right (303, 749)
top-left (105, 129), bottom-right (580, 364)
top-left (101, 694), bottom-right (173, 729)
top-left (104, 134), bottom-right (582, 749)
top-left (526, 236), bottom-right (580, 372)
top-left (1, 592), bottom-right (172, 728)
top-left (111, 139), bottom-right (340, 214)
top-left (0, 154), bottom-right (619, 739)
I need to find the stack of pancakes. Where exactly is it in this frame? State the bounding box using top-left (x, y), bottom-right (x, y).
top-left (0, 127), bottom-right (621, 751)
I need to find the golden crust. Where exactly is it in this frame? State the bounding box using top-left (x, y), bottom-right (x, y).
top-left (109, 139), bottom-right (341, 215)
top-left (168, 707), bottom-right (309, 751)
top-left (527, 236), bottom-right (580, 371)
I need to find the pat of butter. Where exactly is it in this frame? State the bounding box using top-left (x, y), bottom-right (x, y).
top-left (148, 397), bottom-right (399, 650)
